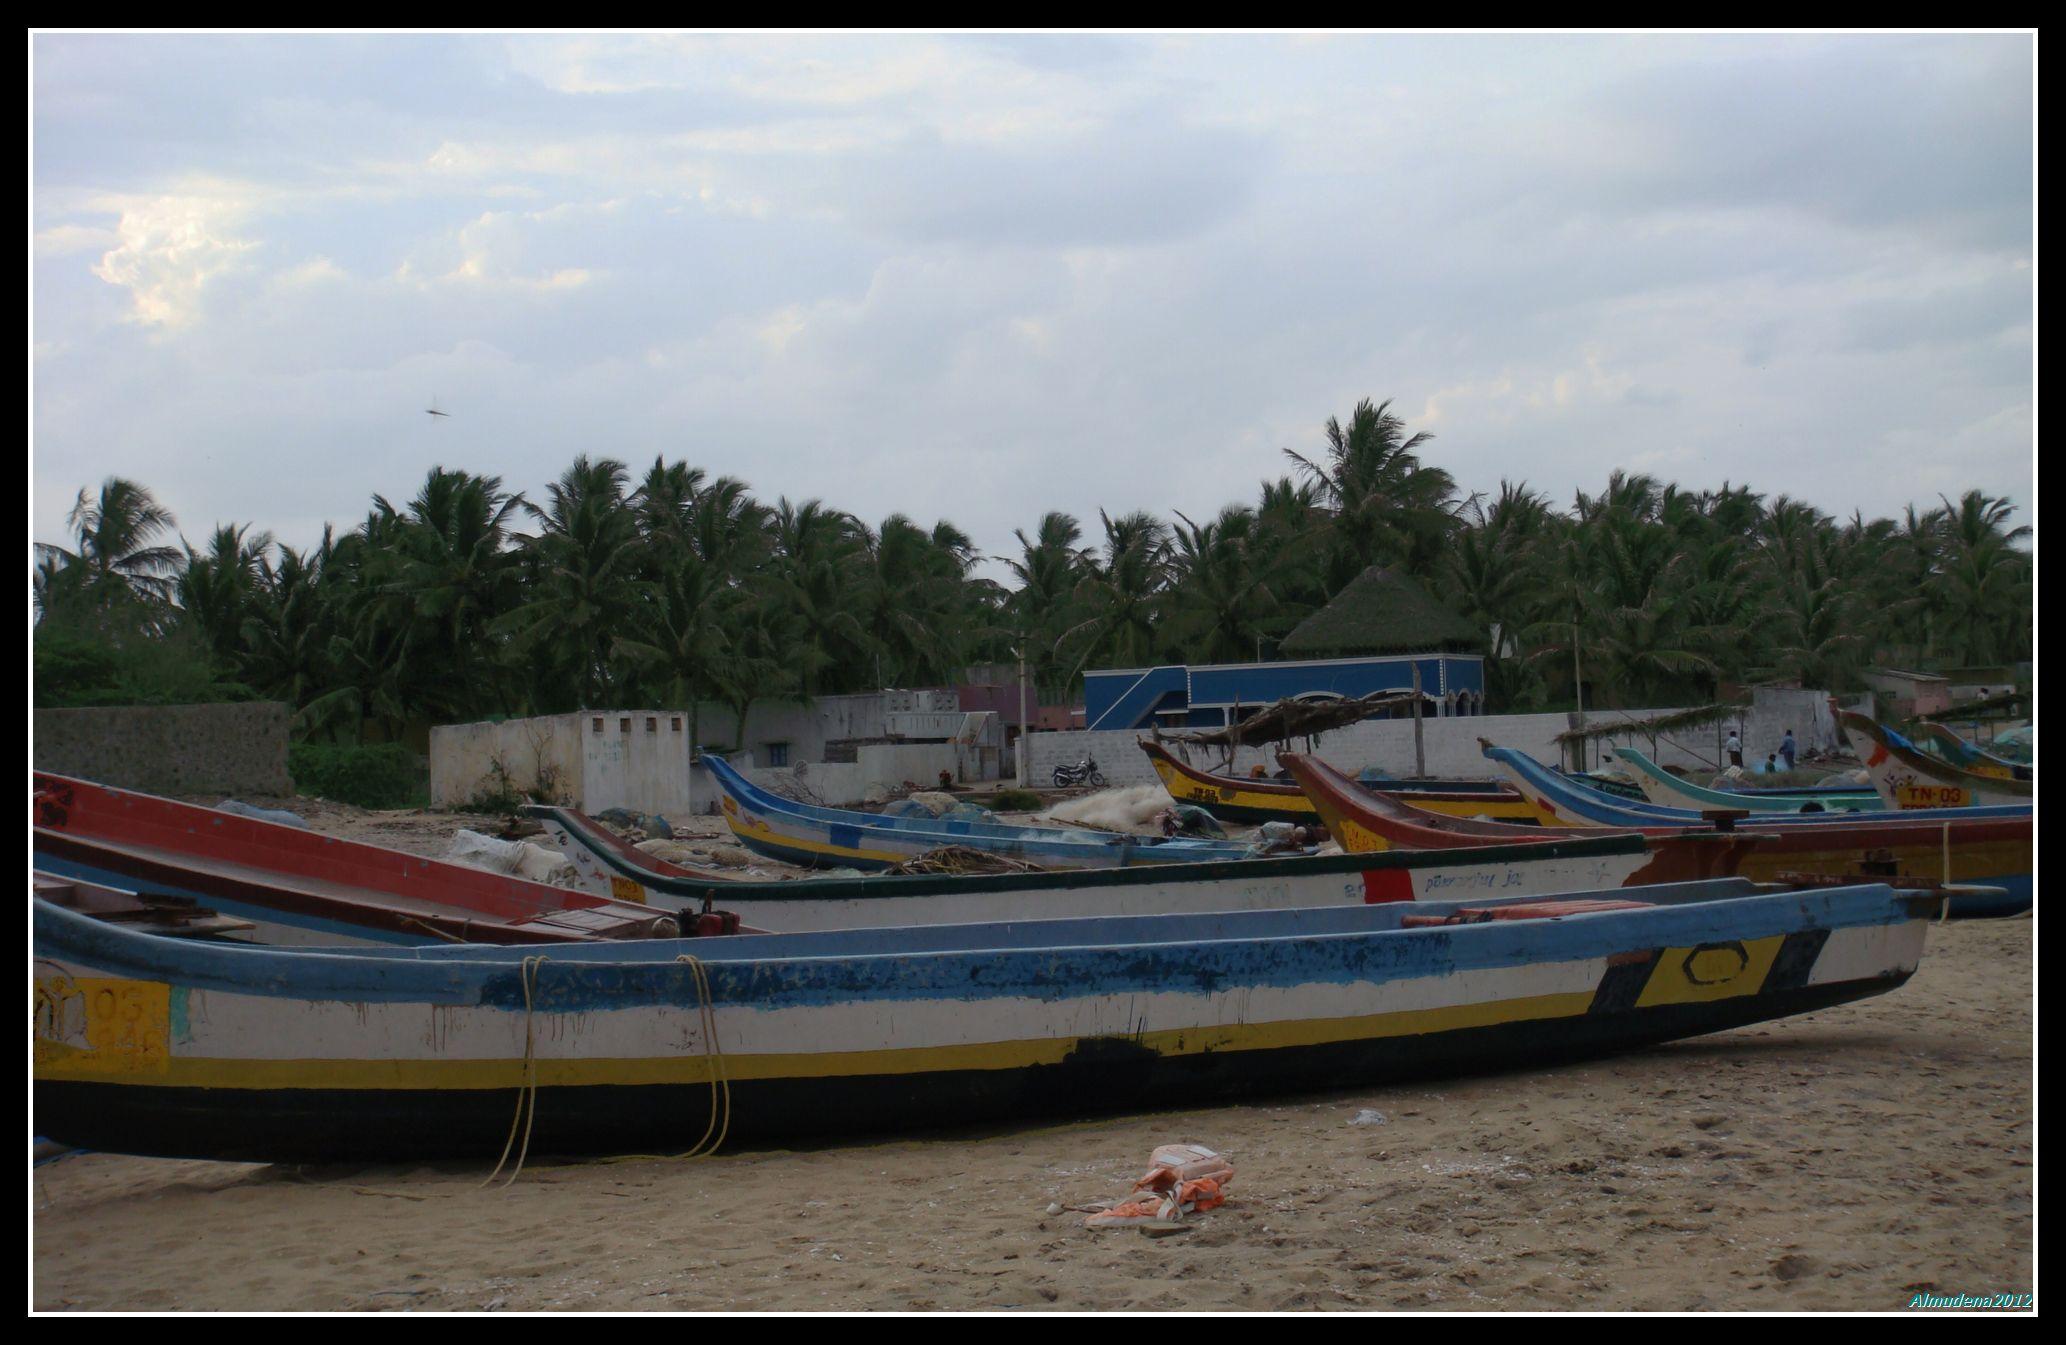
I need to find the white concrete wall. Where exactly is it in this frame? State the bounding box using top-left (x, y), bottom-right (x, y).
top-left (429, 713), bottom-right (585, 808)
top-left (437, 686), bottom-right (1866, 812)
top-left (1016, 689), bottom-right (1866, 789)
top-left (1021, 712), bottom-right (1582, 788)
top-left (437, 702), bottom-right (1003, 814)
top-left (740, 742), bottom-right (964, 807)
top-left (579, 711), bottom-right (697, 816)
top-left (1739, 688), bottom-right (1866, 761)
top-left (1022, 707), bottom-right (1774, 787)
top-left (685, 693), bottom-right (890, 763)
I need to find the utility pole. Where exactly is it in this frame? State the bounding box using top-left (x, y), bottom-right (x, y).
top-left (1571, 618), bottom-right (1587, 773)
top-left (1016, 639), bottom-right (1030, 788)
top-left (1411, 662), bottom-right (1427, 778)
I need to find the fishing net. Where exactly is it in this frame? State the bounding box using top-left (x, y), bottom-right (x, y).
top-left (882, 846), bottom-right (1050, 875)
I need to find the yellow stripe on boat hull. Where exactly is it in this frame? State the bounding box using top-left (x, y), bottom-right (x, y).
top-left (35, 984), bottom-right (1629, 1090)
top-left (1148, 755), bottom-right (1540, 823)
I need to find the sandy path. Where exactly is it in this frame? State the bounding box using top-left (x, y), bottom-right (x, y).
top-left (32, 918), bottom-right (2031, 1311)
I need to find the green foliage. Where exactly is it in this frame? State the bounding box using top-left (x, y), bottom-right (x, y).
top-left (987, 788), bottom-right (1044, 811)
top-left (31, 422), bottom-right (2032, 735)
top-left (33, 623), bottom-right (252, 708)
top-left (287, 742), bottom-right (425, 809)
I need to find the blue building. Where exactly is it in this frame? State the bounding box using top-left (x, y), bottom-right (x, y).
top-left (1081, 566), bottom-right (1489, 732)
top-left (1083, 654), bottom-right (1486, 731)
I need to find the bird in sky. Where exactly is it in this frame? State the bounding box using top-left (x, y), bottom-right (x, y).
top-left (426, 394), bottom-right (450, 419)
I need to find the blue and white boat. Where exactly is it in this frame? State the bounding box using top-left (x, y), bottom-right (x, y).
top-left (32, 875), bottom-right (1952, 1162)
top-left (1482, 742), bottom-right (2031, 830)
top-left (702, 753), bottom-right (1263, 870)
top-left (1610, 746), bottom-right (1883, 814)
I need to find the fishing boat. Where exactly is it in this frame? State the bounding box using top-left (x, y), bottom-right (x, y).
top-left (530, 800), bottom-right (1732, 928)
top-left (1283, 751), bottom-right (2031, 918)
top-left (1479, 742), bottom-right (2029, 829)
top-left (32, 875), bottom-right (1952, 1162)
top-left (1990, 725), bottom-right (2035, 764)
top-left (33, 774), bottom-right (691, 946)
top-left (35, 871), bottom-right (256, 940)
top-left (1837, 713), bottom-right (2034, 809)
top-left (1610, 746), bottom-right (1883, 814)
top-left (1139, 739), bottom-right (1536, 830)
top-left (701, 754), bottom-right (1261, 870)
top-left (1907, 723), bottom-right (2033, 781)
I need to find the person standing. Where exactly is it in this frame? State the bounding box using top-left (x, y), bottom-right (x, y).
top-left (1725, 730), bottom-right (1743, 768)
top-left (1779, 729), bottom-right (1798, 772)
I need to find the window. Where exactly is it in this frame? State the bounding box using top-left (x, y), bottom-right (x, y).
top-left (591, 717), bottom-right (603, 733)
top-left (670, 717), bottom-right (682, 732)
top-left (765, 742), bottom-right (790, 768)
top-left (619, 717), bottom-right (632, 734)
top-left (645, 717), bottom-right (657, 733)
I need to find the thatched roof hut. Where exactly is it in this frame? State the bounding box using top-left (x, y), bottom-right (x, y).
top-left (1279, 566), bottom-right (1481, 659)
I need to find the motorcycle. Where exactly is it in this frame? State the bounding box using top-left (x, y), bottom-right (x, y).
top-left (1052, 754), bottom-right (1106, 789)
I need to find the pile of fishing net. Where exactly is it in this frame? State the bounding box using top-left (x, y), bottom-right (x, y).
top-left (884, 846), bottom-right (1049, 875)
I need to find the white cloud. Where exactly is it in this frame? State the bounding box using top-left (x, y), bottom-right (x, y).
top-left (87, 189), bottom-right (262, 327)
top-left (29, 33), bottom-right (2036, 567)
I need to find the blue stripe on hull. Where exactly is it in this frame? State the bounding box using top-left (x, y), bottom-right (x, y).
top-left (34, 881), bottom-right (1924, 1012)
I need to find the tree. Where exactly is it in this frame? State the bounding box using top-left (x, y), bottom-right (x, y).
top-left (492, 456), bottom-right (646, 711)
top-left (1283, 398), bottom-right (1461, 591)
top-left (36, 478), bottom-right (185, 632)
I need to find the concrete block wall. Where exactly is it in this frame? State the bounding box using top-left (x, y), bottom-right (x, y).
top-left (35, 702), bottom-right (294, 796)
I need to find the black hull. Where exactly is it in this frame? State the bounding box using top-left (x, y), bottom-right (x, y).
top-left (34, 975), bottom-right (1905, 1164)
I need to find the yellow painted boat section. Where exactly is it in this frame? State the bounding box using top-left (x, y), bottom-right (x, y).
top-left (1150, 754), bottom-right (1542, 823)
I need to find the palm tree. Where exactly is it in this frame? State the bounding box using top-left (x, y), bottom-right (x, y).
top-left (1005, 512), bottom-right (1092, 697)
top-left (492, 456), bottom-right (646, 710)
top-left (1443, 481), bottom-right (1553, 703)
top-left (1284, 398), bottom-right (1461, 590)
top-left (36, 478), bottom-right (185, 629)
top-left (177, 522), bottom-right (275, 668)
top-left (1163, 506), bottom-right (1281, 664)
top-left (1932, 492), bottom-right (2032, 664)
top-left (767, 498), bottom-right (871, 695)
top-left (1062, 509), bottom-right (1169, 677)
top-left (393, 467), bottom-right (523, 715)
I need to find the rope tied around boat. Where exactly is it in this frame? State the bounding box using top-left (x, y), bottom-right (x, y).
top-left (482, 953), bottom-right (550, 1189)
top-left (592, 953), bottom-right (733, 1166)
top-left (484, 951), bottom-right (732, 1186)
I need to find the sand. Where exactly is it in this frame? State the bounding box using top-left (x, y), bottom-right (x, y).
top-left (32, 915), bottom-right (2032, 1312)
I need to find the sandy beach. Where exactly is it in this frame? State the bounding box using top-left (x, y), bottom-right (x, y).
top-left (32, 912), bottom-right (2032, 1312)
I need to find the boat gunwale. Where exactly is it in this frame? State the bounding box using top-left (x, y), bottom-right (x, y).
top-left (701, 753), bottom-right (1254, 863)
top-left (33, 878), bottom-right (1937, 1004)
top-left (1485, 742), bottom-right (2031, 829)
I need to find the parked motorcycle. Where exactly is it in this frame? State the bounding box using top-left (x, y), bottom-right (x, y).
top-left (1052, 755), bottom-right (1106, 789)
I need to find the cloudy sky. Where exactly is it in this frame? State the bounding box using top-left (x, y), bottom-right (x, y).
top-left (32, 32), bottom-right (2035, 576)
